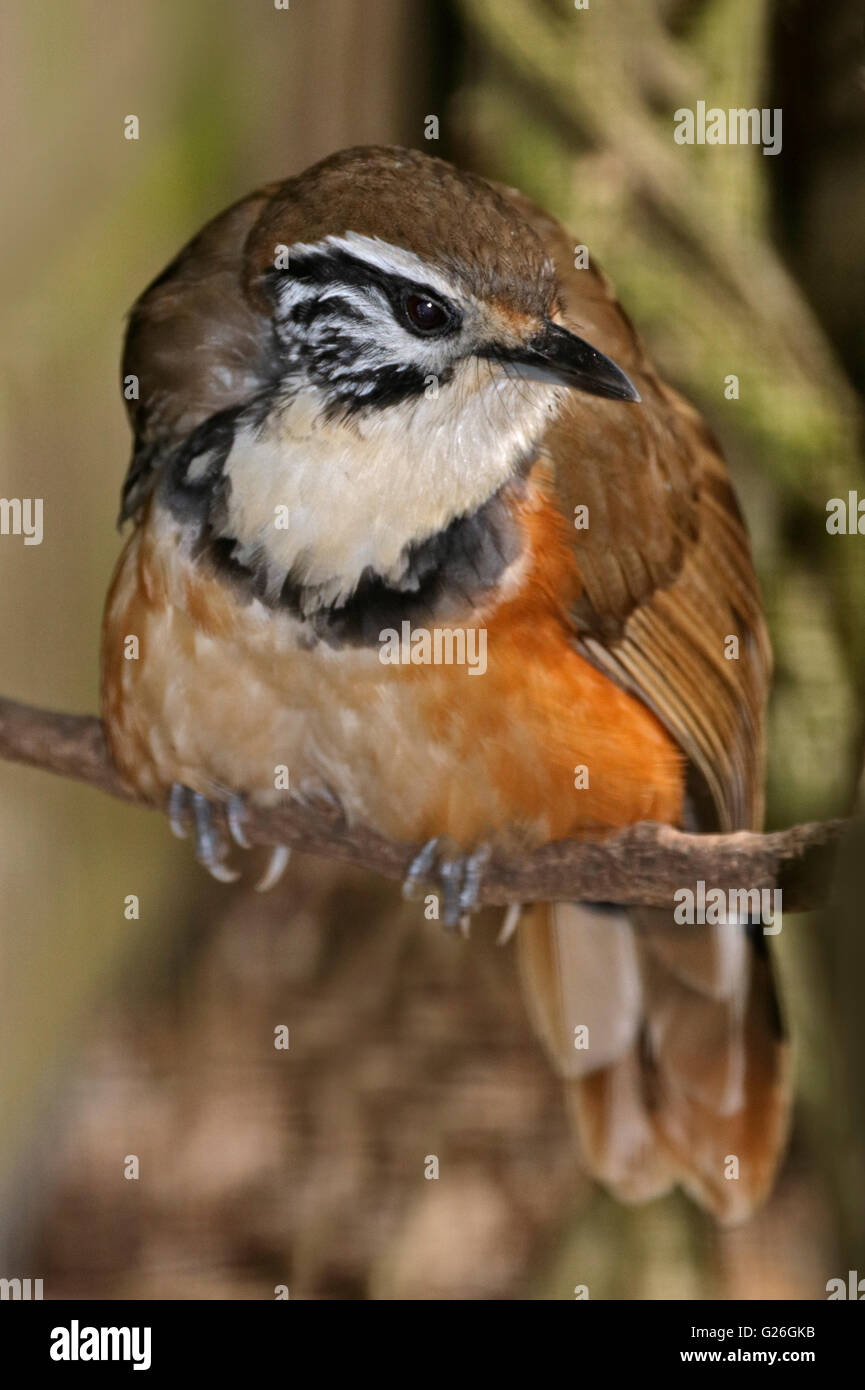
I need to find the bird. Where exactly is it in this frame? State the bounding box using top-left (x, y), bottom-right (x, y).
top-left (101, 144), bottom-right (790, 1222)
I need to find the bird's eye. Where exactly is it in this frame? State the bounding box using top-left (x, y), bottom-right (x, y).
top-left (401, 292), bottom-right (453, 336)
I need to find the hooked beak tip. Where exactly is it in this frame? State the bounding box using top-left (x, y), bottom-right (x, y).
top-left (487, 320), bottom-right (642, 405)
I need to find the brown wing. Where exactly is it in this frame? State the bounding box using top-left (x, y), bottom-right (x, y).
top-left (501, 187), bottom-right (771, 834)
top-left (504, 188), bottom-right (788, 1220)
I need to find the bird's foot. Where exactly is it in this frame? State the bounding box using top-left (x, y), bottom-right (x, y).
top-left (167, 784), bottom-right (290, 891)
top-left (402, 836), bottom-right (492, 936)
top-left (168, 783), bottom-right (239, 883)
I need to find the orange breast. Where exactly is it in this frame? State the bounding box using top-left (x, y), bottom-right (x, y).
top-left (101, 484), bottom-right (684, 848)
top-left (396, 482), bottom-right (684, 844)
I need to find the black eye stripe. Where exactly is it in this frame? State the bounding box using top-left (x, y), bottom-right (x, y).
top-left (268, 247), bottom-right (462, 335)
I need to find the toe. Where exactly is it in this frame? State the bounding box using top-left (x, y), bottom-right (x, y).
top-left (168, 783), bottom-right (190, 840)
top-left (439, 854), bottom-right (466, 930)
top-left (459, 844), bottom-right (491, 918)
top-left (227, 793), bottom-right (252, 849)
top-left (191, 792), bottom-right (239, 883)
top-left (402, 836), bottom-right (441, 901)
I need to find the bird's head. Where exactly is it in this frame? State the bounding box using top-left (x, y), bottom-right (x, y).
top-left (245, 146), bottom-right (637, 423)
top-left (127, 147), bottom-right (638, 621)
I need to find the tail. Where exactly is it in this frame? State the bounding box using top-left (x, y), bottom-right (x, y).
top-left (517, 901), bottom-right (791, 1222)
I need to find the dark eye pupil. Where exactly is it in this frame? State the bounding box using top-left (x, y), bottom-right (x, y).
top-left (405, 294), bottom-right (448, 332)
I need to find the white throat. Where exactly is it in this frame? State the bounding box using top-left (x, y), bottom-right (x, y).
top-left (220, 362), bottom-right (558, 607)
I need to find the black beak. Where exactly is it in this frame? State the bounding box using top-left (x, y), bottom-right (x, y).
top-left (485, 319), bottom-right (640, 403)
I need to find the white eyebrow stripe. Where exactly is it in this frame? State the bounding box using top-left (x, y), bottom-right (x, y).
top-left (286, 231), bottom-right (463, 303)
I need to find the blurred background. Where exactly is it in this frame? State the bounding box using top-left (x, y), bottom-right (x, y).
top-left (1, 0), bottom-right (864, 1299)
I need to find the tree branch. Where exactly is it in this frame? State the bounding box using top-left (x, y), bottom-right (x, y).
top-left (0, 695), bottom-right (846, 912)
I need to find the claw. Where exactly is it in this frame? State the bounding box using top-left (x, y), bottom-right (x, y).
top-left (168, 782), bottom-right (190, 839)
top-left (227, 794), bottom-right (252, 849)
top-left (255, 843), bottom-right (291, 893)
top-left (497, 902), bottom-right (522, 945)
top-left (208, 860), bottom-right (242, 885)
top-left (191, 792), bottom-right (240, 883)
top-left (403, 837), bottom-right (441, 901)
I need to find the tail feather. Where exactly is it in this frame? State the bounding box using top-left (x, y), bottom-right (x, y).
top-left (566, 1050), bottom-right (676, 1204)
top-left (649, 939), bottom-right (791, 1220)
top-left (517, 901), bottom-right (641, 1076)
top-left (517, 901), bottom-right (790, 1222)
